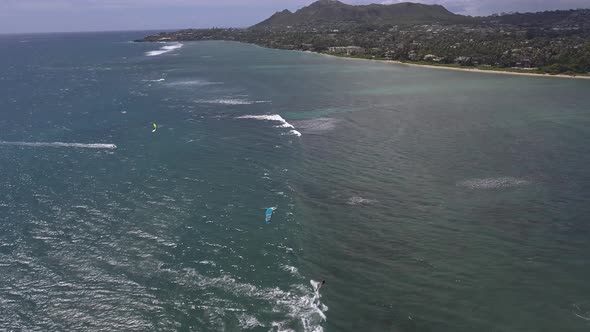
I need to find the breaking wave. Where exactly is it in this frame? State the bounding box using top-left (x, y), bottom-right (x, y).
top-left (145, 43), bottom-right (183, 56)
top-left (165, 79), bottom-right (223, 87)
top-left (347, 196), bottom-right (377, 206)
top-left (237, 114), bottom-right (302, 137)
top-left (194, 99), bottom-right (270, 105)
top-left (0, 141), bottom-right (117, 149)
top-left (280, 264), bottom-right (301, 277)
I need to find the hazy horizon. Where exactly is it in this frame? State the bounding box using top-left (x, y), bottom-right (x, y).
top-left (1, 0), bottom-right (589, 34)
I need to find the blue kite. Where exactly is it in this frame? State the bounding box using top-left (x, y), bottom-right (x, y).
top-left (265, 207), bottom-right (276, 224)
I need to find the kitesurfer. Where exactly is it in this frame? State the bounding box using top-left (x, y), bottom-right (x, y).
top-left (316, 280), bottom-right (326, 292)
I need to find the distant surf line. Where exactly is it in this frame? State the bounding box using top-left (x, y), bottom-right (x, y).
top-left (145, 43), bottom-right (183, 56)
top-left (237, 114), bottom-right (302, 137)
top-left (0, 141), bottom-right (117, 149)
top-left (194, 99), bottom-right (270, 105)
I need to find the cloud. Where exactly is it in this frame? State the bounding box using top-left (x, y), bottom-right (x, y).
top-left (2, 0), bottom-right (588, 15)
top-left (368, 0), bottom-right (590, 15)
top-left (0, 0), bottom-right (310, 11)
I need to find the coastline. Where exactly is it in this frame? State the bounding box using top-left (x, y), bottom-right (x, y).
top-left (311, 52), bottom-right (590, 80)
top-left (141, 39), bottom-right (590, 80)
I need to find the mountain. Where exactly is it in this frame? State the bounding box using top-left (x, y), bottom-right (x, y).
top-left (489, 8), bottom-right (590, 26)
top-left (253, 0), bottom-right (470, 28)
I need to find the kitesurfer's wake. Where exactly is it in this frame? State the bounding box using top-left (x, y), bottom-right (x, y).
top-left (310, 279), bottom-right (327, 321)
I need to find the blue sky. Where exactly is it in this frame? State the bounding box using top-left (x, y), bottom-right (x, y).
top-left (1, 0), bottom-right (589, 33)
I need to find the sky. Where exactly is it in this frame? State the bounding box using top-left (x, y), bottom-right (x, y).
top-left (0, 0), bottom-right (589, 33)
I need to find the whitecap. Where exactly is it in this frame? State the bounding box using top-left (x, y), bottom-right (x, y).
top-left (237, 313), bottom-right (264, 329)
top-left (167, 267), bottom-right (326, 331)
top-left (280, 264), bottom-right (301, 277)
top-left (287, 130), bottom-right (302, 137)
top-left (347, 196), bottom-right (377, 206)
top-left (198, 260), bottom-right (217, 267)
top-left (165, 79), bottom-right (223, 87)
top-left (194, 99), bottom-right (269, 105)
top-left (457, 177), bottom-right (530, 189)
top-left (145, 43), bottom-right (183, 56)
top-left (238, 114), bottom-right (301, 137)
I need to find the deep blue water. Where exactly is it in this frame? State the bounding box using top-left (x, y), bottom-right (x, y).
top-left (1, 32), bottom-right (590, 332)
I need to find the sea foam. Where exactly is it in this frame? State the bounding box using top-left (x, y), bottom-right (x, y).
top-left (238, 115), bottom-right (302, 137)
top-left (0, 141), bottom-right (117, 149)
top-left (347, 196), bottom-right (377, 206)
top-left (457, 177), bottom-right (530, 189)
top-left (194, 99), bottom-right (270, 105)
top-left (294, 118), bottom-right (339, 133)
top-left (165, 79), bottom-right (222, 87)
top-left (145, 43), bottom-right (183, 56)
top-left (176, 271), bottom-right (326, 332)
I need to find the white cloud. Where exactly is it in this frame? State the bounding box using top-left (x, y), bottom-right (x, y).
top-left (0, 0), bottom-right (588, 33)
top-left (366, 0), bottom-right (590, 15)
top-left (3, 0), bottom-right (588, 15)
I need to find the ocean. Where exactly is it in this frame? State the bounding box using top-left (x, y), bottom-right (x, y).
top-left (1, 32), bottom-right (589, 332)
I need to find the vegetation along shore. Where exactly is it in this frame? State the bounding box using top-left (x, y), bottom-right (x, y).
top-left (139, 0), bottom-right (590, 78)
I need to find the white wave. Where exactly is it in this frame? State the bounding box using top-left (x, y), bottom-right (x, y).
top-left (127, 230), bottom-right (177, 248)
top-left (457, 177), bottom-right (530, 189)
top-left (194, 99), bottom-right (270, 105)
top-left (172, 269), bottom-right (326, 331)
top-left (145, 43), bottom-right (183, 56)
top-left (198, 260), bottom-right (217, 267)
top-left (0, 141), bottom-right (117, 149)
top-left (347, 196), bottom-right (377, 206)
top-left (238, 114), bottom-right (301, 137)
top-left (143, 78), bottom-right (166, 82)
top-left (237, 313), bottom-right (264, 329)
top-left (165, 79), bottom-right (222, 87)
top-left (280, 264), bottom-right (301, 277)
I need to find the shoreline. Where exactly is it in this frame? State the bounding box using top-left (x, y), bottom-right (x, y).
top-left (310, 51), bottom-right (590, 80)
top-left (143, 39), bottom-right (590, 80)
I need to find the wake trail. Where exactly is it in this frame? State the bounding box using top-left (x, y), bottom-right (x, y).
top-left (0, 141), bottom-right (117, 149)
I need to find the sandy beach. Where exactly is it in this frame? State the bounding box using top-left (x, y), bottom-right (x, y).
top-left (312, 52), bottom-right (590, 80)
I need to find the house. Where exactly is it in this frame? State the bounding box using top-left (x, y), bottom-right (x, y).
top-left (454, 56), bottom-right (473, 65)
top-left (328, 46), bottom-right (365, 56)
top-left (384, 51), bottom-right (396, 59)
top-left (423, 54), bottom-right (439, 61)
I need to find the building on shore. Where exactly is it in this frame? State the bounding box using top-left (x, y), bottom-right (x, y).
top-left (328, 46), bottom-right (365, 55)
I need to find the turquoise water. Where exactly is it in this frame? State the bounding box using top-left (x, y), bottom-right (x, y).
top-left (1, 33), bottom-right (590, 331)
